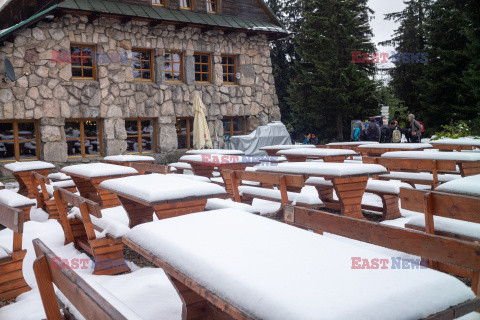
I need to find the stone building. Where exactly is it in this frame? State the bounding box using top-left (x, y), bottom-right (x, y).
top-left (0, 0), bottom-right (287, 169)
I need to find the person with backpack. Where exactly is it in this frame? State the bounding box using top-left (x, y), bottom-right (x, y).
top-left (353, 124), bottom-right (362, 141)
top-left (391, 121), bottom-right (402, 143)
top-left (309, 133), bottom-right (319, 145)
top-left (366, 117), bottom-right (380, 142)
top-left (380, 119), bottom-right (390, 143)
top-left (408, 114), bottom-right (423, 143)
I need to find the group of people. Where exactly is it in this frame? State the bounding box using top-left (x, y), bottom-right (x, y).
top-left (353, 114), bottom-right (424, 143)
top-left (303, 133), bottom-right (319, 145)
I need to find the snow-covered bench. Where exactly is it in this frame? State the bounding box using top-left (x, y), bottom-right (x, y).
top-left (31, 172), bottom-right (77, 220)
top-left (32, 239), bottom-right (185, 320)
top-left (0, 182), bottom-right (4, 190)
top-left (305, 177), bottom-right (408, 220)
top-left (0, 189), bottom-right (35, 222)
top-left (168, 162), bottom-right (192, 174)
top-left (378, 171), bottom-right (460, 188)
top-left (0, 202), bottom-right (30, 300)
top-left (53, 187), bottom-right (129, 275)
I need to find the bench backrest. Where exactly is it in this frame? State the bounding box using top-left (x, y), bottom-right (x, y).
top-left (375, 157), bottom-right (457, 172)
top-left (225, 170), bottom-right (305, 204)
top-left (131, 163), bottom-right (169, 175)
top-left (283, 205), bottom-right (480, 295)
top-left (31, 171), bottom-right (51, 202)
top-left (53, 187), bottom-right (102, 245)
top-left (32, 238), bottom-right (135, 320)
top-left (0, 202), bottom-right (23, 252)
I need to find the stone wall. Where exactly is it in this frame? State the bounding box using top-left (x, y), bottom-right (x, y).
top-left (0, 13), bottom-right (280, 167)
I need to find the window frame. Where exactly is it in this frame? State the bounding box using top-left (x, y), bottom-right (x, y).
top-left (179, 0), bottom-right (194, 10)
top-left (125, 118), bottom-right (158, 154)
top-left (70, 43), bottom-right (97, 80)
top-left (164, 50), bottom-right (184, 83)
top-left (0, 120), bottom-right (39, 162)
top-left (221, 55), bottom-right (237, 85)
top-left (194, 52), bottom-right (211, 84)
top-left (152, 0), bottom-right (166, 6)
top-left (206, 0), bottom-right (218, 13)
top-left (132, 48), bottom-right (154, 82)
top-left (176, 117), bottom-right (194, 150)
top-left (222, 116), bottom-right (246, 139)
top-left (65, 119), bottom-right (103, 158)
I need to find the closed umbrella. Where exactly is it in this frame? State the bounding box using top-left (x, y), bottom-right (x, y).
top-left (192, 95), bottom-right (213, 150)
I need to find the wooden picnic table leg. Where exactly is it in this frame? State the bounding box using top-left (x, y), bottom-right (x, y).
top-left (70, 176), bottom-right (97, 199)
top-left (14, 172), bottom-right (30, 198)
top-left (331, 176), bottom-right (368, 219)
top-left (323, 156), bottom-right (348, 163)
top-left (117, 195), bottom-right (155, 228)
top-left (190, 163), bottom-right (215, 178)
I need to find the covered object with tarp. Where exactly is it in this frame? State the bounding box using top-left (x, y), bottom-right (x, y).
top-left (229, 122), bottom-right (291, 156)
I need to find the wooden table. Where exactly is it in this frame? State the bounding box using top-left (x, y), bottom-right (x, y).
top-left (180, 154), bottom-right (261, 194)
top-left (3, 161), bottom-right (56, 198)
top-left (103, 154), bottom-right (155, 167)
top-left (257, 162), bottom-right (387, 219)
top-left (122, 209), bottom-right (479, 320)
top-left (0, 189), bottom-right (35, 221)
top-left (61, 163), bottom-right (138, 209)
top-left (430, 139), bottom-right (480, 152)
top-left (277, 148), bottom-right (357, 162)
top-left (259, 144), bottom-right (315, 156)
top-left (99, 174), bottom-right (228, 228)
top-left (357, 143), bottom-right (433, 158)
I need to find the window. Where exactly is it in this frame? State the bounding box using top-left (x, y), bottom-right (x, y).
top-left (176, 118), bottom-right (194, 149)
top-left (125, 119), bottom-right (157, 153)
top-left (221, 55), bottom-right (237, 85)
top-left (206, 0), bottom-right (217, 13)
top-left (179, 0), bottom-right (193, 10)
top-left (194, 53), bottom-right (211, 83)
top-left (0, 121), bottom-right (39, 162)
top-left (152, 0), bottom-right (166, 6)
top-left (132, 49), bottom-right (153, 82)
top-left (164, 51), bottom-right (183, 82)
top-left (222, 117), bottom-right (245, 140)
top-left (65, 119), bottom-right (102, 157)
top-left (71, 44), bottom-right (96, 80)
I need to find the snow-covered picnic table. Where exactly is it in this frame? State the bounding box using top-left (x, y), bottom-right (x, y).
top-left (123, 209), bottom-right (477, 320)
top-left (99, 174), bottom-right (228, 228)
top-left (103, 154), bottom-right (156, 167)
top-left (3, 161), bottom-right (56, 198)
top-left (326, 141), bottom-right (378, 147)
top-left (61, 163), bottom-right (138, 209)
top-left (430, 138), bottom-right (480, 151)
top-left (257, 162), bottom-right (387, 219)
top-left (277, 148), bottom-right (357, 162)
top-left (260, 144), bottom-right (315, 156)
top-left (185, 149), bottom-right (245, 155)
top-left (357, 143), bottom-right (433, 157)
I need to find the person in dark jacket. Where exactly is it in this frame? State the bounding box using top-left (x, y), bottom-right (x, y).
top-left (365, 117), bottom-right (380, 142)
top-left (408, 114), bottom-right (423, 143)
top-left (309, 133), bottom-right (319, 145)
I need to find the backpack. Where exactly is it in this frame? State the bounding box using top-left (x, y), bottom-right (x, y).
top-left (392, 127), bottom-right (402, 143)
top-left (417, 121), bottom-right (425, 133)
top-left (359, 129), bottom-right (366, 141)
top-left (367, 123), bottom-right (379, 141)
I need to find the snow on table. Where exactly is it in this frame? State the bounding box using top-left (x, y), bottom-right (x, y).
top-left (0, 189), bottom-right (35, 207)
top-left (185, 149), bottom-right (245, 155)
top-left (306, 177), bottom-right (411, 194)
top-left (407, 215), bottom-right (480, 240)
top-left (238, 185), bottom-right (322, 205)
top-left (41, 180), bottom-right (77, 196)
top-left (382, 151), bottom-right (480, 161)
top-left (104, 155), bottom-right (155, 162)
top-left (0, 245), bottom-right (9, 259)
top-left (327, 141), bottom-right (378, 146)
top-left (357, 143), bottom-right (433, 149)
top-left (61, 163), bottom-right (138, 178)
top-left (47, 172), bottom-right (71, 181)
top-left (430, 138), bottom-right (480, 147)
top-left (168, 162), bottom-right (192, 170)
top-left (168, 173), bottom-right (211, 183)
top-left (99, 173), bottom-right (226, 204)
top-left (124, 209), bottom-right (476, 320)
top-left (4, 161), bottom-right (55, 172)
top-left (277, 148), bottom-right (356, 156)
top-left (260, 144), bottom-right (315, 150)
top-left (380, 172), bottom-right (460, 182)
top-left (258, 162), bottom-right (388, 178)
top-left (205, 198), bottom-right (259, 214)
top-left (436, 175), bottom-right (480, 197)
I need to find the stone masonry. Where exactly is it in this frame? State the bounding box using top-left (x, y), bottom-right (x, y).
top-left (0, 13), bottom-right (280, 168)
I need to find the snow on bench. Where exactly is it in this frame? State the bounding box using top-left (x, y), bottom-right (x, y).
top-left (306, 177), bottom-right (411, 195)
top-left (210, 176), bottom-right (260, 186)
top-left (382, 150), bottom-right (480, 161)
top-left (436, 175), bottom-right (480, 197)
top-left (124, 209), bottom-right (476, 320)
top-left (40, 179), bottom-right (77, 196)
top-left (238, 185), bottom-right (322, 206)
top-left (205, 198), bottom-right (259, 214)
top-left (0, 245), bottom-right (9, 260)
top-left (169, 162), bottom-right (192, 170)
top-left (0, 189), bottom-right (35, 207)
top-left (62, 163), bottom-right (138, 178)
top-left (4, 161), bottom-right (55, 172)
top-left (430, 138), bottom-right (480, 146)
top-left (277, 148), bottom-right (357, 156)
top-left (99, 174), bottom-right (226, 204)
top-left (259, 162), bottom-right (388, 177)
top-left (47, 172), bottom-right (71, 181)
top-left (380, 172), bottom-right (461, 183)
top-left (185, 149), bottom-right (245, 155)
top-left (357, 143), bottom-right (433, 149)
top-left (406, 215), bottom-right (480, 241)
top-left (260, 144), bottom-right (315, 150)
top-left (104, 155), bottom-right (156, 162)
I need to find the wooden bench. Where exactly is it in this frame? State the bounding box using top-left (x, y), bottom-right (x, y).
top-left (131, 162), bottom-right (170, 175)
top-left (225, 170), bottom-right (320, 216)
top-left (0, 189), bottom-right (35, 222)
top-left (53, 187), bottom-right (129, 275)
top-left (283, 205), bottom-right (480, 296)
top-left (0, 202), bottom-right (30, 300)
top-left (32, 239), bottom-right (186, 320)
top-left (31, 172), bottom-right (77, 220)
top-left (305, 178), bottom-right (403, 220)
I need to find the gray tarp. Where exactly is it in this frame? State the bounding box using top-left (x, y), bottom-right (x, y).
top-left (229, 122), bottom-right (292, 156)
